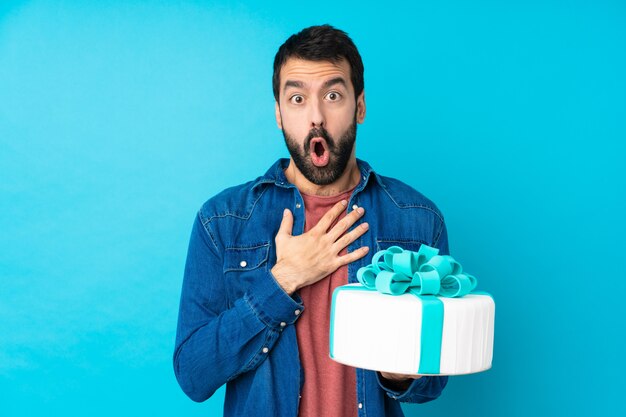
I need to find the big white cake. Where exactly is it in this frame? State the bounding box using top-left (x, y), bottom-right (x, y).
top-left (329, 284), bottom-right (495, 375)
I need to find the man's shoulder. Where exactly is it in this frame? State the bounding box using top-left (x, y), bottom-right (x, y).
top-left (197, 176), bottom-right (267, 222)
top-left (196, 159), bottom-right (285, 222)
top-left (374, 172), bottom-right (444, 220)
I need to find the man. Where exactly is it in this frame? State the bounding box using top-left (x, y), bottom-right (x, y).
top-left (174, 24), bottom-right (449, 416)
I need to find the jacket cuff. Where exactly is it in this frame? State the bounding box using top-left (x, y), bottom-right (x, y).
top-left (376, 373), bottom-right (429, 400)
top-left (244, 269), bottom-right (304, 329)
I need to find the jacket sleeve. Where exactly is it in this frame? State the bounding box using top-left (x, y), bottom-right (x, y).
top-left (375, 211), bottom-right (450, 403)
top-left (376, 373), bottom-right (449, 404)
top-left (173, 212), bottom-right (303, 402)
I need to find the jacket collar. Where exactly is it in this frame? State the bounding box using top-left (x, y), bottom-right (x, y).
top-left (252, 158), bottom-right (386, 191)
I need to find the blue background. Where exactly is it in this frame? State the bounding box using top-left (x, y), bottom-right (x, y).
top-left (1, 1), bottom-right (624, 416)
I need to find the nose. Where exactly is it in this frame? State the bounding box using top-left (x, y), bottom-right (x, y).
top-left (309, 97), bottom-right (324, 128)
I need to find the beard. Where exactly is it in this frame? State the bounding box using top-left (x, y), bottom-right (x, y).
top-left (282, 116), bottom-right (357, 186)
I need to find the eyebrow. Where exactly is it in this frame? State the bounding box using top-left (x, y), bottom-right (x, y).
top-left (322, 77), bottom-right (347, 89)
top-left (283, 80), bottom-right (305, 93)
top-left (282, 77), bottom-right (348, 93)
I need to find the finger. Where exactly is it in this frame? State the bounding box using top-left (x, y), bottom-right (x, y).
top-left (314, 199), bottom-right (348, 233)
top-left (380, 372), bottom-right (421, 381)
top-left (379, 372), bottom-right (395, 380)
top-left (335, 246), bottom-right (370, 267)
top-left (332, 222), bottom-right (369, 252)
top-left (327, 205), bottom-right (365, 242)
top-left (276, 208), bottom-right (294, 237)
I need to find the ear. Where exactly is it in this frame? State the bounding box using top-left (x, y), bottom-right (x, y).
top-left (356, 90), bottom-right (366, 124)
top-left (275, 101), bottom-right (283, 129)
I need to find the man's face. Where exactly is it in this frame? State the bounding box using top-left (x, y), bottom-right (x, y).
top-left (275, 58), bottom-right (366, 186)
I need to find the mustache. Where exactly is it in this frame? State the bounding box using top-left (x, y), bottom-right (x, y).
top-left (304, 126), bottom-right (335, 152)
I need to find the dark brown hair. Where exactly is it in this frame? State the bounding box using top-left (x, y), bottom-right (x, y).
top-left (272, 24), bottom-right (364, 101)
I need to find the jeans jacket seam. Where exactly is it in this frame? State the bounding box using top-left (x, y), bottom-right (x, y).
top-left (380, 186), bottom-right (444, 223)
top-left (200, 186), bottom-right (270, 252)
top-left (433, 217), bottom-right (445, 247)
top-left (236, 296), bottom-right (275, 376)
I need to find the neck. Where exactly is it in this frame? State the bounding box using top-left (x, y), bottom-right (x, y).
top-left (284, 156), bottom-right (361, 197)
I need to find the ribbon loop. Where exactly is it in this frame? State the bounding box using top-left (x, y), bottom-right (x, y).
top-left (356, 267), bottom-right (377, 288)
top-left (391, 250), bottom-right (418, 277)
top-left (375, 270), bottom-right (411, 295)
top-left (356, 244), bottom-right (478, 298)
top-left (411, 271), bottom-right (441, 295)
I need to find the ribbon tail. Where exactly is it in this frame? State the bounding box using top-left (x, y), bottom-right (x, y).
top-left (411, 291), bottom-right (444, 374)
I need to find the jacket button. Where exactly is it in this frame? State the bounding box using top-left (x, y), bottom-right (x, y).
top-left (358, 403), bottom-right (363, 409)
top-left (280, 322), bottom-right (287, 327)
top-left (294, 309), bottom-right (301, 316)
top-left (262, 347), bottom-right (269, 353)
top-left (296, 203), bottom-right (301, 208)
top-left (240, 260), bottom-right (247, 267)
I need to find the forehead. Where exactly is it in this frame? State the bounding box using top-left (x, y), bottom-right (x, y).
top-left (280, 58), bottom-right (352, 89)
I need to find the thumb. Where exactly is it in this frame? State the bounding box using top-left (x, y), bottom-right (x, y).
top-left (277, 208), bottom-right (293, 237)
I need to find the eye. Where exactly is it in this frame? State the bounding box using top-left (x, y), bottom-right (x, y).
top-left (290, 95), bottom-right (304, 104)
top-left (325, 91), bottom-right (342, 102)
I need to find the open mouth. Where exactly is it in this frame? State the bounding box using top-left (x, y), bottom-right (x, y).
top-left (310, 137), bottom-right (330, 167)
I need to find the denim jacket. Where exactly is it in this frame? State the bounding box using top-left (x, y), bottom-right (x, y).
top-left (173, 158), bottom-right (449, 417)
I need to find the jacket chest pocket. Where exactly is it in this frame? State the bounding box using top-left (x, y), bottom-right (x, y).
top-left (222, 242), bottom-right (271, 304)
top-left (223, 242), bottom-right (270, 273)
top-left (375, 238), bottom-right (429, 253)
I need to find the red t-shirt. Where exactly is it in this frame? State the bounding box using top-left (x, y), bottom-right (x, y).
top-left (296, 187), bottom-right (358, 417)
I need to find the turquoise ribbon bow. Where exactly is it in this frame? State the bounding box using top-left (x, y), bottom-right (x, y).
top-left (355, 244), bottom-right (479, 374)
top-left (356, 244), bottom-right (478, 297)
